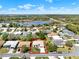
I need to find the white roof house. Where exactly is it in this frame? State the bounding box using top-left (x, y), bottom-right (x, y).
top-left (0, 27), bottom-right (16, 34)
top-left (32, 40), bottom-right (45, 53)
top-left (3, 41), bottom-right (19, 48)
top-left (32, 40), bottom-right (44, 47)
top-left (0, 28), bottom-right (8, 32)
top-left (7, 28), bottom-right (16, 34)
top-left (31, 27), bottom-right (39, 34)
top-left (14, 31), bottom-right (22, 35)
top-left (52, 36), bottom-right (65, 47)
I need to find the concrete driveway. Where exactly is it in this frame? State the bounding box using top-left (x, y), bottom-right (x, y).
top-left (2, 57), bottom-right (10, 59)
top-left (30, 56), bottom-right (35, 59)
top-left (8, 49), bottom-right (14, 53)
top-left (2, 49), bottom-right (14, 59)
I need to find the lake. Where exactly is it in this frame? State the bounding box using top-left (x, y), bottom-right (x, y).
top-left (19, 21), bottom-right (50, 26)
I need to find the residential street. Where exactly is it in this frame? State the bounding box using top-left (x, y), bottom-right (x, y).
top-left (0, 51), bottom-right (79, 57)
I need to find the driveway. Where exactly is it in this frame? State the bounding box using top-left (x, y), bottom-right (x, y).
top-left (2, 49), bottom-right (14, 59)
top-left (8, 49), bottom-right (14, 53)
top-left (30, 56), bottom-right (35, 59)
top-left (48, 56), bottom-right (57, 59)
top-left (2, 57), bottom-right (10, 59)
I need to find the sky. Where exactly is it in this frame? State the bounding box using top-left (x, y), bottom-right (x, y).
top-left (0, 0), bottom-right (79, 14)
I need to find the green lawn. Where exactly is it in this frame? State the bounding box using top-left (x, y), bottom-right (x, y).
top-left (35, 57), bottom-right (49, 59)
top-left (0, 48), bottom-right (9, 54)
top-left (57, 46), bottom-right (74, 53)
top-left (10, 57), bottom-right (22, 59)
top-left (65, 56), bottom-right (79, 59)
top-left (32, 47), bottom-right (40, 52)
top-left (13, 49), bottom-right (16, 53)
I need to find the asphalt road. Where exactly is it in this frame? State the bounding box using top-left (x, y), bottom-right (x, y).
top-left (0, 51), bottom-right (79, 57)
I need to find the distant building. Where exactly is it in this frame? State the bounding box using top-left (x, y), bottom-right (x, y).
top-left (62, 29), bottom-right (75, 37)
top-left (52, 35), bottom-right (65, 47)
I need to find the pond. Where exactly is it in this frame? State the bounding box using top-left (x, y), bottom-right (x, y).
top-left (19, 21), bottom-right (50, 26)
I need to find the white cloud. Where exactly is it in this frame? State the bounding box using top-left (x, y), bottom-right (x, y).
top-left (72, 2), bottom-right (76, 5)
top-left (45, 0), bottom-right (53, 3)
top-left (0, 5), bottom-right (2, 9)
top-left (37, 6), bottom-right (45, 11)
top-left (8, 8), bottom-right (17, 11)
top-left (1, 6), bottom-right (79, 14)
top-left (18, 4), bottom-right (36, 10)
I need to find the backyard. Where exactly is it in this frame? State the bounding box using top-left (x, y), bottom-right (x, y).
top-left (31, 47), bottom-right (40, 53)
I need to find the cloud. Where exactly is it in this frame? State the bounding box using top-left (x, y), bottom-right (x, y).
top-left (18, 4), bottom-right (36, 10)
top-left (8, 8), bottom-right (17, 11)
top-left (72, 2), bottom-right (76, 5)
top-left (0, 5), bottom-right (2, 9)
top-left (1, 6), bottom-right (79, 14)
top-left (37, 6), bottom-right (45, 11)
top-left (45, 0), bottom-right (53, 3)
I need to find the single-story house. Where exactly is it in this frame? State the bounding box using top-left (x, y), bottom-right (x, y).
top-left (31, 27), bottom-right (39, 34)
top-left (16, 28), bottom-right (23, 31)
top-left (32, 40), bottom-right (45, 53)
top-left (0, 28), bottom-right (8, 32)
top-left (32, 40), bottom-right (44, 47)
top-left (13, 31), bottom-right (22, 35)
top-left (73, 35), bottom-right (79, 40)
top-left (18, 41), bottom-right (30, 48)
top-left (62, 29), bottom-right (75, 37)
top-left (3, 41), bottom-right (19, 49)
top-left (73, 35), bottom-right (79, 43)
top-left (7, 28), bottom-right (16, 34)
top-left (52, 35), bottom-right (65, 47)
top-left (47, 32), bottom-right (57, 38)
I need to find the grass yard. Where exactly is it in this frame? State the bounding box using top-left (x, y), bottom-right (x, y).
top-left (57, 45), bottom-right (74, 53)
top-left (10, 57), bottom-right (22, 59)
top-left (32, 47), bottom-right (40, 52)
top-left (13, 49), bottom-right (16, 53)
top-left (0, 48), bottom-right (9, 54)
top-left (65, 56), bottom-right (79, 59)
top-left (35, 57), bottom-right (49, 59)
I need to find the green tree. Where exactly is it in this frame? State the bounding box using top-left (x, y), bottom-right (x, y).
top-left (2, 24), bottom-right (6, 27)
top-left (1, 33), bottom-right (8, 41)
top-left (27, 32), bottom-right (33, 41)
top-left (66, 41), bottom-right (73, 47)
top-left (9, 23), bottom-right (19, 27)
top-left (46, 40), bottom-right (57, 52)
top-left (21, 45), bottom-right (29, 53)
top-left (36, 31), bottom-right (46, 40)
top-left (19, 35), bottom-right (27, 41)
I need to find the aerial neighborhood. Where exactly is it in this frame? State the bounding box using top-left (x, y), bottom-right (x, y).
top-left (0, 15), bottom-right (79, 59)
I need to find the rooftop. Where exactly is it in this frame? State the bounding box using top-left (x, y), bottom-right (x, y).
top-left (3, 41), bottom-right (19, 48)
top-left (18, 41), bottom-right (30, 48)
